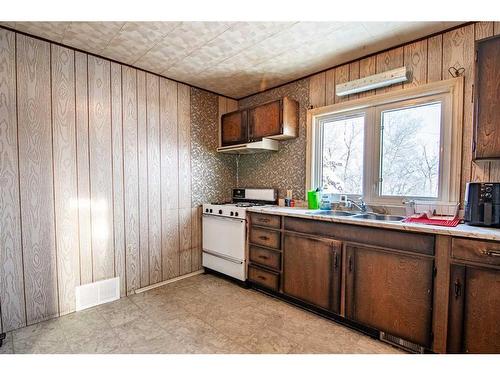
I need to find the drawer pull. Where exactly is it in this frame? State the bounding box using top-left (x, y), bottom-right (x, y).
top-left (481, 249), bottom-right (500, 257)
top-left (333, 251), bottom-right (338, 269)
top-left (258, 255), bottom-right (269, 260)
top-left (348, 255), bottom-right (353, 272)
top-left (258, 218), bottom-right (270, 223)
top-left (257, 275), bottom-right (267, 281)
top-left (258, 235), bottom-right (269, 241)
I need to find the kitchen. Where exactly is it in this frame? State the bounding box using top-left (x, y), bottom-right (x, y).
top-left (0, 0), bottom-right (499, 372)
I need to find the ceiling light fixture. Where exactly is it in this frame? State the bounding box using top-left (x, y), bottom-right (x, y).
top-left (336, 66), bottom-right (410, 96)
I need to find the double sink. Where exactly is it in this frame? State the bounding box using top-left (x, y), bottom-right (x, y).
top-left (306, 210), bottom-right (405, 222)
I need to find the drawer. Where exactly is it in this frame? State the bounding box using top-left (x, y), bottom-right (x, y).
top-left (250, 227), bottom-right (281, 249)
top-left (452, 238), bottom-right (500, 267)
top-left (251, 213), bottom-right (281, 229)
top-left (249, 245), bottom-right (281, 271)
top-left (248, 265), bottom-right (279, 291)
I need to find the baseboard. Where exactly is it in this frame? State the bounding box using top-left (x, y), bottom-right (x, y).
top-left (133, 269), bottom-right (205, 294)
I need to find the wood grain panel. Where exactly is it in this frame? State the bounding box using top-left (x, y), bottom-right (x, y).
top-left (88, 55), bottom-right (114, 282)
top-left (442, 24), bottom-right (474, 202)
top-left (334, 64), bottom-right (349, 103)
top-left (137, 70), bottom-right (149, 287)
top-left (160, 78), bottom-right (179, 280)
top-left (471, 23), bottom-right (494, 182)
top-left (179, 208), bottom-right (192, 275)
top-left (162, 209), bottom-right (179, 280)
top-left (0, 28), bottom-right (26, 332)
top-left (51, 44), bottom-right (80, 315)
top-left (427, 35), bottom-right (443, 83)
top-left (404, 40), bottom-right (428, 88)
top-left (348, 61), bottom-right (360, 100)
top-left (160, 79), bottom-right (178, 210)
top-left (16, 34), bottom-right (58, 325)
top-left (475, 22), bottom-right (494, 40)
top-left (74, 52), bottom-right (92, 285)
top-left (226, 98), bottom-right (238, 112)
top-left (191, 206), bottom-right (202, 272)
top-left (146, 73), bottom-right (162, 284)
top-left (122, 66), bottom-right (140, 293)
top-left (495, 22), bottom-right (500, 36)
top-left (490, 163), bottom-right (500, 182)
top-left (110, 62), bottom-right (126, 296)
top-left (178, 84), bottom-right (191, 209)
top-left (325, 69), bottom-right (335, 105)
top-left (376, 47), bottom-right (404, 93)
top-left (358, 56), bottom-right (376, 98)
top-left (309, 72), bottom-right (325, 108)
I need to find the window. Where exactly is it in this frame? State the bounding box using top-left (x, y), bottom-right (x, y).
top-left (379, 102), bottom-right (442, 198)
top-left (320, 114), bottom-right (364, 195)
top-left (309, 78), bottom-right (463, 206)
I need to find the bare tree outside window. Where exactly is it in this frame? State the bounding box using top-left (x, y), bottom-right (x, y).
top-left (321, 116), bottom-right (364, 194)
top-left (380, 102), bottom-right (441, 198)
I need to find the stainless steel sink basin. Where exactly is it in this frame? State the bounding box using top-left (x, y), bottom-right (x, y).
top-left (306, 210), bottom-right (357, 217)
top-left (352, 213), bottom-right (405, 221)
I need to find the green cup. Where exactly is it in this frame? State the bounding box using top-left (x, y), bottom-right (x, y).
top-left (307, 190), bottom-right (320, 209)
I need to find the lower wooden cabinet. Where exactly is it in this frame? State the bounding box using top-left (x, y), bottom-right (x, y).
top-left (344, 244), bottom-right (434, 348)
top-left (447, 264), bottom-right (500, 353)
top-left (283, 233), bottom-right (342, 313)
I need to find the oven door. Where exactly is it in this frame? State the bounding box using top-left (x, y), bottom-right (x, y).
top-left (202, 214), bottom-right (246, 280)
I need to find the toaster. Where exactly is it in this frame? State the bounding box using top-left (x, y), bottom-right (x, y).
top-left (464, 182), bottom-right (500, 227)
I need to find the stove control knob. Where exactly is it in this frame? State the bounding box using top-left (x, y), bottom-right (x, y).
top-left (218, 209), bottom-right (223, 215)
top-left (209, 209), bottom-right (213, 213)
top-left (205, 208), bottom-right (209, 213)
top-left (234, 212), bottom-right (239, 217)
top-left (230, 211), bottom-right (234, 216)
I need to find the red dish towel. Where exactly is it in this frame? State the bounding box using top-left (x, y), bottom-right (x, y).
top-left (404, 213), bottom-right (461, 227)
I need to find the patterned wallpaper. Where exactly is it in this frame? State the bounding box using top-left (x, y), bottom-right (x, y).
top-left (238, 78), bottom-right (310, 200)
top-left (191, 88), bottom-right (236, 205)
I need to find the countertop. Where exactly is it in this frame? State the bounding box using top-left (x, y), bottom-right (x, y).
top-left (247, 206), bottom-right (500, 242)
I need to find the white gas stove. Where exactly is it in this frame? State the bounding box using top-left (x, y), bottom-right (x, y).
top-left (202, 188), bottom-right (277, 281)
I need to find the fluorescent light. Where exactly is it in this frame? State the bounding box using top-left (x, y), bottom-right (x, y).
top-left (336, 67), bottom-right (409, 97)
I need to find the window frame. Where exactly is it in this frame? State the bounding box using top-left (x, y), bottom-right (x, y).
top-left (306, 77), bottom-right (464, 207)
top-left (313, 109), bottom-right (368, 199)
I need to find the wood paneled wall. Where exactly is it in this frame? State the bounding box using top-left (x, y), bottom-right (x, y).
top-left (308, 22), bottom-right (500, 202)
top-left (0, 28), bottom-right (212, 333)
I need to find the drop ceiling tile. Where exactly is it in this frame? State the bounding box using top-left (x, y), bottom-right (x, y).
top-left (135, 21), bottom-right (231, 73)
top-left (101, 21), bottom-right (180, 64)
top-left (173, 22), bottom-right (296, 72)
top-left (6, 22), bottom-right (71, 43)
top-left (61, 22), bottom-right (125, 53)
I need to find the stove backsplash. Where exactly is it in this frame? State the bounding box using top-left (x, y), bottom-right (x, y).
top-left (237, 78), bottom-right (309, 200)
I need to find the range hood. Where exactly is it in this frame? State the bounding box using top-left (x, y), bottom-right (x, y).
top-left (217, 138), bottom-right (279, 154)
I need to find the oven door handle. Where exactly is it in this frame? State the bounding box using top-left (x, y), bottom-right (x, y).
top-left (203, 249), bottom-right (244, 264)
top-left (202, 214), bottom-right (245, 223)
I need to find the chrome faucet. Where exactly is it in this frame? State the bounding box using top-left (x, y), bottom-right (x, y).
top-left (341, 196), bottom-right (368, 212)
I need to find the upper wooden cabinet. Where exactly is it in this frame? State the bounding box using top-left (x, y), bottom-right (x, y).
top-left (220, 110), bottom-right (248, 146)
top-left (220, 97), bottom-right (298, 147)
top-left (473, 35), bottom-right (500, 160)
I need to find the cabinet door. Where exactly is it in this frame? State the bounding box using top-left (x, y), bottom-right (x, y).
top-left (248, 100), bottom-right (282, 141)
top-left (221, 110), bottom-right (247, 146)
top-left (345, 244), bottom-right (434, 347)
top-left (283, 233), bottom-right (342, 313)
top-left (447, 264), bottom-right (500, 353)
top-left (474, 35), bottom-right (500, 160)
